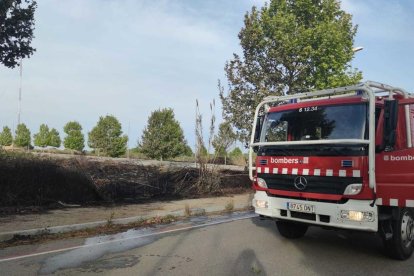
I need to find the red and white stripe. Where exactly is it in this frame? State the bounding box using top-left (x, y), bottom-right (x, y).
top-left (376, 198), bottom-right (414, 207)
top-left (257, 167), bottom-right (361, 178)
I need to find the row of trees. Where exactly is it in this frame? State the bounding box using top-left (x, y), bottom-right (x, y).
top-left (0, 107), bottom-right (239, 161)
top-left (0, 122), bottom-right (83, 150)
top-left (0, 116), bottom-right (129, 157)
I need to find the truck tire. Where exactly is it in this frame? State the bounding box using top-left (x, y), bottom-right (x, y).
top-left (383, 208), bottom-right (414, 260)
top-left (276, 220), bottom-right (308, 239)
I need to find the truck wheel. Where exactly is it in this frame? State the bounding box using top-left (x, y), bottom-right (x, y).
top-left (276, 220), bottom-right (308, 239)
top-left (383, 208), bottom-right (414, 260)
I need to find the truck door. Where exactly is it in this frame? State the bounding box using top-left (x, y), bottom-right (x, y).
top-left (375, 102), bottom-right (414, 208)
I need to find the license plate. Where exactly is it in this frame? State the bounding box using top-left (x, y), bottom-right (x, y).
top-left (287, 202), bottom-right (315, 213)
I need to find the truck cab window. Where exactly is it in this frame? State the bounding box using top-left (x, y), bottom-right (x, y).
top-left (260, 103), bottom-right (367, 142)
top-left (265, 120), bottom-right (288, 142)
top-left (375, 107), bottom-right (381, 130)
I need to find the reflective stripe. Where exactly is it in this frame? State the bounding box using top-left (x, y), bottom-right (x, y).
top-left (259, 167), bottom-right (362, 178)
top-left (390, 199), bottom-right (398, 206)
top-left (376, 198), bottom-right (383, 205)
top-left (406, 200), bottom-right (414, 207)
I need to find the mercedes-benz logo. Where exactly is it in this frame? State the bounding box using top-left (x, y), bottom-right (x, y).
top-left (294, 176), bottom-right (308, 190)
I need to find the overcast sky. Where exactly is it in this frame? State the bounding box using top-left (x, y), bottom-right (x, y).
top-left (0, 0), bottom-right (413, 150)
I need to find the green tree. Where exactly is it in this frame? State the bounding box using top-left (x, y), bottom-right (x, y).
top-left (48, 128), bottom-right (61, 148)
top-left (140, 108), bottom-right (189, 160)
top-left (229, 147), bottom-right (246, 166)
top-left (197, 144), bottom-right (208, 158)
top-left (212, 121), bottom-right (237, 162)
top-left (14, 123), bottom-right (30, 147)
top-left (63, 121), bottom-right (85, 151)
top-left (220, 0), bottom-right (362, 143)
top-left (33, 124), bottom-right (49, 148)
top-left (229, 147), bottom-right (243, 159)
top-left (0, 0), bottom-right (37, 68)
top-left (88, 115), bottom-right (128, 157)
top-left (0, 126), bottom-right (13, 146)
top-left (182, 144), bottom-right (193, 157)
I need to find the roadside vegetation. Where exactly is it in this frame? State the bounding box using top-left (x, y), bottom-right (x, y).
top-left (0, 150), bottom-right (250, 213)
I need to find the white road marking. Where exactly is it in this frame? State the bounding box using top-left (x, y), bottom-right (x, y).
top-left (0, 213), bottom-right (257, 263)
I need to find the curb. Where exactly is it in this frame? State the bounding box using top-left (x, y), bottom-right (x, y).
top-left (0, 203), bottom-right (252, 243)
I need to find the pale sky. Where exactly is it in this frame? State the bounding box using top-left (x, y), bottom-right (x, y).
top-left (0, 0), bottom-right (413, 150)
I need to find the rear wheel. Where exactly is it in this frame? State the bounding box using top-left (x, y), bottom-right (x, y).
top-left (383, 208), bottom-right (414, 260)
top-left (276, 220), bottom-right (308, 239)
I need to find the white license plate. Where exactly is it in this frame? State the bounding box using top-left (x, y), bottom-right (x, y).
top-left (287, 202), bottom-right (315, 213)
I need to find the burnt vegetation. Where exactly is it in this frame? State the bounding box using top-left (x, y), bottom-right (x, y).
top-left (0, 151), bottom-right (250, 214)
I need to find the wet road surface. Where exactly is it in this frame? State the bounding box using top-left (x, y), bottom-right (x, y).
top-left (1, 211), bottom-right (413, 275)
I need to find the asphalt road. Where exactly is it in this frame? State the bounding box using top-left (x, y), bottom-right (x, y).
top-left (1, 212), bottom-right (413, 275)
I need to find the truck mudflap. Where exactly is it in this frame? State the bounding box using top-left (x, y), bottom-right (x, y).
top-left (253, 191), bottom-right (378, 232)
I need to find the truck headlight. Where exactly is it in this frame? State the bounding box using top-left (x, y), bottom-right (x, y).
top-left (343, 183), bottom-right (362, 195)
top-left (340, 210), bottom-right (375, 222)
top-left (255, 199), bottom-right (268, 208)
top-left (257, 178), bottom-right (268, 189)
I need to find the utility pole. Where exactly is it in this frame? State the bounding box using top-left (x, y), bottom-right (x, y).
top-left (127, 121), bottom-right (130, 159)
top-left (17, 59), bottom-right (23, 126)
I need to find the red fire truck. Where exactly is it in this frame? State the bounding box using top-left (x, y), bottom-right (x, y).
top-left (249, 81), bottom-right (414, 260)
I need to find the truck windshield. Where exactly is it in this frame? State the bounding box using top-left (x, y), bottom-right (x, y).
top-left (260, 103), bottom-right (367, 142)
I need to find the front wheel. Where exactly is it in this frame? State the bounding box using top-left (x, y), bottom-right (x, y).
top-left (383, 208), bottom-right (414, 260)
top-left (276, 220), bottom-right (308, 239)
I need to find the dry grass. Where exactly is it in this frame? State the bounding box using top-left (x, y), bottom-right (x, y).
top-left (225, 200), bottom-right (234, 212)
top-left (184, 204), bottom-right (191, 217)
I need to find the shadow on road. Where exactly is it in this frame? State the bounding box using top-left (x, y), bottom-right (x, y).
top-left (231, 249), bottom-right (267, 276)
top-left (250, 217), bottom-right (414, 275)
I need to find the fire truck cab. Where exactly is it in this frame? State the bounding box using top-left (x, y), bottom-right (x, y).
top-left (249, 81), bottom-right (414, 260)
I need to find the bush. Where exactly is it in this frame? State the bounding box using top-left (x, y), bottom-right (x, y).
top-left (229, 147), bottom-right (246, 166)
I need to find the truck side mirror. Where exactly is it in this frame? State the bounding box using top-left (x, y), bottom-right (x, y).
top-left (254, 116), bottom-right (263, 143)
top-left (252, 116), bottom-right (263, 153)
top-left (382, 100), bottom-right (398, 151)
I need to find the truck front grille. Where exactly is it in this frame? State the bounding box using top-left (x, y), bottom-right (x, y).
top-left (258, 173), bottom-right (362, 195)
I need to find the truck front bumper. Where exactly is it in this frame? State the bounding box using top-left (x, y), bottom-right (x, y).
top-left (253, 191), bottom-right (378, 232)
